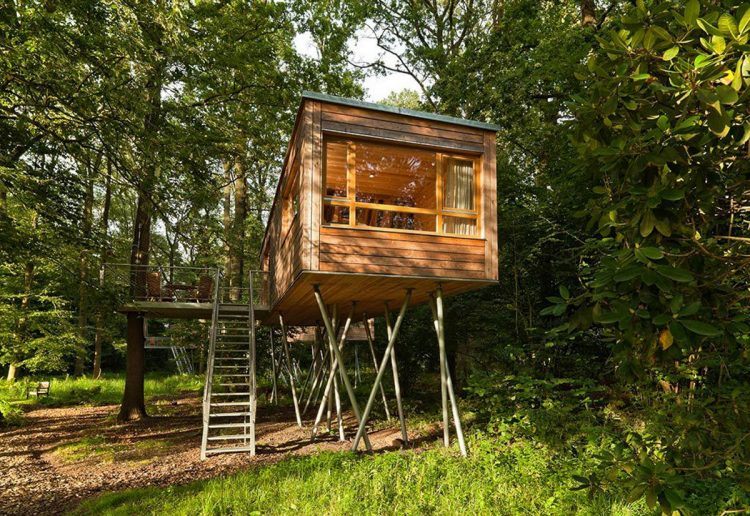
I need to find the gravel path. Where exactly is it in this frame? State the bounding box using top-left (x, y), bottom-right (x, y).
top-left (0, 395), bottom-right (406, 515)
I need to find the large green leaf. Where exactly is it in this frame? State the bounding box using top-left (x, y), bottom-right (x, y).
top-left (718, 13), bottom-right (738, 38)
top-left (640, 210), bottom-right (656, 237)
top-left (740, 4), bottom-right (750, 34)
top-left (680, 319), bottom-right (723, 336)
top-left (716, 84), bottom-right (739, 104)
top-left (685, 0), bottom-right (700, 27)
top-left (638, 247), bottom-right (664, 260)
top-left (655, 265), bottom-right (694, 282)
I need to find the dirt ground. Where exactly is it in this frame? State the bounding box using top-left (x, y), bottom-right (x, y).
top-left (0, 394), bottom-right (417, 515)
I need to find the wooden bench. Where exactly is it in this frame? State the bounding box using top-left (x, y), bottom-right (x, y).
top-left (27, 380), bottom-right (51, 399)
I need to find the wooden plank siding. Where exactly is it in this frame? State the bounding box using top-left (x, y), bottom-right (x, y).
top-left (320, 103), bottom-right (485, 154)
top-left (319, 226), bottom-right (486, 280)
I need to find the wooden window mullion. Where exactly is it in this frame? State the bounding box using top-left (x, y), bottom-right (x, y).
top-left (436, 152), bottom-right (444, 235)
top-left (347, 141), bottom-right (356, 227)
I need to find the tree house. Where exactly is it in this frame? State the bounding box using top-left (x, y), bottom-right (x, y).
top-left (261, 91), bottom-right (499, 325)
top-left (111, 92), bottom-right (500, 458)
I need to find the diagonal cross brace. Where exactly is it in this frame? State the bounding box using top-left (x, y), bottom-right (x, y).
top-left (352, 289), bottom-right (412, 452)
top-left (310, 291), bottom-right (372, 451)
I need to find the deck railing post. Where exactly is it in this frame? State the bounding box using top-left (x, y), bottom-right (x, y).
top-left (352, 290), bottom-right (411, 452)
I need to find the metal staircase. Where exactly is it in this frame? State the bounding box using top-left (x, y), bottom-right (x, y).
top-left (200, 270), bottom-right (258, 459)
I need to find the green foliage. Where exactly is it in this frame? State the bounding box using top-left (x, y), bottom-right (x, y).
top-left (562, 0), bottom-right (750, 512)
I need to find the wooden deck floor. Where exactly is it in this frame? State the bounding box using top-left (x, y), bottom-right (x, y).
top-left (118, 301), bottom-right (269, 320)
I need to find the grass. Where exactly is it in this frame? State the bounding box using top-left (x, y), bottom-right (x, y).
top-left (0, 373), bottom-right (203, 425)
top-left (54, 435), bottom-right (172, 465)
top-left (77, 435), bottom-right (651, 516)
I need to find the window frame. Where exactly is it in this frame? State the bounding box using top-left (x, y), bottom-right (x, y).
top-left (322, 136), bottom-right (483, 237)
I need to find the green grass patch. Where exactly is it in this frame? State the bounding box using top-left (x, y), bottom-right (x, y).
top-left (0, 373), bottom-right (203, 426)
top-left (78, 436), bottom-right (650, 515)
top-left (55, 435), bottom-right (173, 465)
top-left (0, 373), bottom-right (203, 407)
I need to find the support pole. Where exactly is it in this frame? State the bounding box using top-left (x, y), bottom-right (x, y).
top-left (352, 290), bottom-right (411, 452)
top-left (363, 313), bottom-right (391, 421)
top-left (270, 328), bottom-right (278, 405)
top-left (279, 314), bottom-right (303, 428)
top-left (385, 304), bottom-right (408, 444)
top-left (430, 290), bottom-right (468, 457)
top-left (313, 291), bottom-right (373, 451)
top-left (303, 330), bottom-right (328, 414)
top-left (431, 293), bottom-right (450, 448)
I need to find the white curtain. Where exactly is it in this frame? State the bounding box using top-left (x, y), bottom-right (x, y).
top-left (443, 216), bottom-right (476, 235)
top-left (444, 158), bottom-right (474, 211)
top-left (443, 158), bottom-right (475, 235)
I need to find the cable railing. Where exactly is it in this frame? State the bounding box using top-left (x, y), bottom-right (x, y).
top-left (102, 264), bottom-right (269, 309)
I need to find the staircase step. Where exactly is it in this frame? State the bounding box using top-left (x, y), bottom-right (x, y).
top-left (216, 383), bottom-right (252, 387)
top-left (207, 435), bottom-right (254, 442)
top-left (214, 365), bottom-right (249, 369)
top-left (210, 401), bottom-right (252, 406)
top-left (205, 446), bottom-right (255, 456)
top-left (214, 358), bottom-right (249, 362)
top-left (210, 412), bottom-right (252, 417)
top-left (211, 392), bottom-right (252, 396)
top-left (209, 422), bottom-right (253, 429)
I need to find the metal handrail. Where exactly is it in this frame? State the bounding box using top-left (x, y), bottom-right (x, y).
top-left (200, 268), bottom-right (222, 460)
top-left (246, 269), bottom-right (257, 453)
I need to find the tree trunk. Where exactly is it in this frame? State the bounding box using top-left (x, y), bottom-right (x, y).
top-left (119, 13), bottom-right (164, 421)
top-left (6, 364), bottom-right (17, 382)
top-left (93, 160), bottom-right (112, 379)
top-left (118, 314), bottom-right (147, 420)
top-left (581, 0), bottom-right (596, 26)
top-left (75, 170), bottom-right (94, 376)
top-left (233, 161), bottom-right (247, 295)
top-left (223, 160), bottom-right (233, 299)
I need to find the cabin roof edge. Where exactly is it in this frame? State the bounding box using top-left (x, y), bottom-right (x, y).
top-left (302, 91), bottom-right (502, 132)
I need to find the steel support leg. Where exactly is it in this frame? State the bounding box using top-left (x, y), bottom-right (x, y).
top-left (279, 314), bottom-right (303, 428)
top-left (270, 328), bottom-right (278, 404)
top-left (385, 304), bottom-right (408, 444)
top-left (313, 291), bottom-right (373, 450)
top-left (429, 289), bottom-right (468, 457)
top-left (352, 290), bottom-right (411, 452)
top-left (363, 313), bottom-right (392, 421)
top-left (310, 304), bottom-right (371, 449)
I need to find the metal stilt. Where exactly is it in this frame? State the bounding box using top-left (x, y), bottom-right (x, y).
top-left (430, 288), bottom-right (468, 457)
top-left (270, 329), bottom-right (278, 404)
top-left (312, 292), bottom-right (373, 451)
top-left (385, 304), bottom-right (408, 444)
top-left (279, 314), bottom-right (303, 428)
top-left (352, 290), bottom-right (412, 452)
top-left (363, 312), bottom-right (392, 421)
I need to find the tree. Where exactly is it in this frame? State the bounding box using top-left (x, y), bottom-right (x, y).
top-left (558, 0), bottom-right (750, 510)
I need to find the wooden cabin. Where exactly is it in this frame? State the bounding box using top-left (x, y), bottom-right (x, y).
top-left (260, 92), bottom-right (499, 325)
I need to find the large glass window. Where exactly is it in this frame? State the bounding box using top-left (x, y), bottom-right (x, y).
top-left (323, 137), bottom-right (480, 235)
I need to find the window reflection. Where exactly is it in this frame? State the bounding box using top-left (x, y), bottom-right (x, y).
top-left (355, 142), bottom-right (436, 209)
top-left (356, 208), bottom-right (435, 232)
